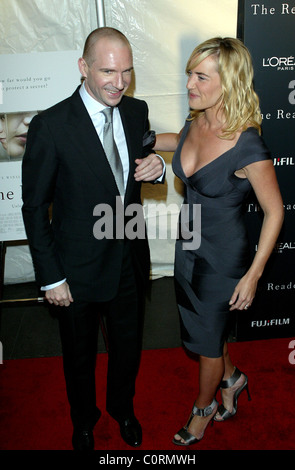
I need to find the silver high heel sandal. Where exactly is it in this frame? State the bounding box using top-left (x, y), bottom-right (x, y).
top-left (214, 367), bottom-right (251, 421)
top-left (173, 398), bottom-right (218, 446)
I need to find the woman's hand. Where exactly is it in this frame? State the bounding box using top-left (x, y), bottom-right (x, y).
top-left (229, 273), bottom-right (258, 311)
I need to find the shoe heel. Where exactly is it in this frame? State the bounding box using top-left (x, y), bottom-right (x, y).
top-left (245, 382), bottom-right (251, 401)
top-left (216, 368), bottom-right (251, 422)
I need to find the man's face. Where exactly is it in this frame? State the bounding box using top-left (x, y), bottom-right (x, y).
top-left (78, 37), bottom-right (133, 107)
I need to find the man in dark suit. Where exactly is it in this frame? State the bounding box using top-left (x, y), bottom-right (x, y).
top-left (22, 27), bottom-right (164, 452)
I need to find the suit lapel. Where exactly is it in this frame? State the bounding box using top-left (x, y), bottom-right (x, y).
top-left (64, 90), bottom-right (142, 202)
top-left (65, 88), bottom-right (120, 196)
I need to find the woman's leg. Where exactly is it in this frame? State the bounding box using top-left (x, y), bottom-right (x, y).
top-left (222, 341), bottom-right (235, 379)
top-left (214, 342), bottom-right (248, 420)
top-left (174, 354), bottom-right (223, 442)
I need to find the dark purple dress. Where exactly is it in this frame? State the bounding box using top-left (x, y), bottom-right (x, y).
top-left (172, 121), bottom-right (270, 357)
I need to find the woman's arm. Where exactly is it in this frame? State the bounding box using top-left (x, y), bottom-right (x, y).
top-left (229, 159), bottom-right (284, 310)
top-left (153, 132), bottom-right (181, 152)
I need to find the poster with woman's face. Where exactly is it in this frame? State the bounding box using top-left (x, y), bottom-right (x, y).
top-left (0, 111), bottom-right (38, 161)
top-left (0, 50), bottom-right (82, 242)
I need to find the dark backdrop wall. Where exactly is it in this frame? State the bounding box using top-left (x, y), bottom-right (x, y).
top-left (236, 0), bottom-right (295, 340)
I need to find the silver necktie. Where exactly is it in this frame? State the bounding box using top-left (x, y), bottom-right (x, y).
top-left (101, 107), bottom-right (124, 196)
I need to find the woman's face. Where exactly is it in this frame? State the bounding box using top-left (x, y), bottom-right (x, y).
top-left (1, 112), bottom-right (37, 158)
top-left (186, 55), bottom-right (223, 113)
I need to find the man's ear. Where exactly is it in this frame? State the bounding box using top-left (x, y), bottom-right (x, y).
top-left (78, 57), bottom-right (88, 78)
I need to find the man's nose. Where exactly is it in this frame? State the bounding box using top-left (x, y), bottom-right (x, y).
top-left (114, 73), bottom-right (124, 90)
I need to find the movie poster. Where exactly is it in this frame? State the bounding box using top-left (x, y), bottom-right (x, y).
top-left (0, 50), bottom-right (81, 241)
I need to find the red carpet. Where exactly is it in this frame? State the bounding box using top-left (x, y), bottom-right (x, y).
top-left (0, 337), bottom-right (294, 451)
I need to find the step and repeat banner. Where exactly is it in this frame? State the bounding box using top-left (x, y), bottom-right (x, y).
top-left (236, 0), bottom-right (295, 340)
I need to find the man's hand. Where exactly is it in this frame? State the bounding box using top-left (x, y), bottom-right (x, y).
top-left (134, 154), bottom-right (164, 182)
top-left (45, 281), bottom-right (73, 307)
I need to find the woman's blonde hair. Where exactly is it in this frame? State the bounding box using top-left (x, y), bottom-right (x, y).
top-left (186, 37), bottom-right (262, 138)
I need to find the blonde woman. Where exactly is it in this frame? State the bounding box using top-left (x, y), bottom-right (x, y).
top-left (154, 37), bottom-right (284, 446)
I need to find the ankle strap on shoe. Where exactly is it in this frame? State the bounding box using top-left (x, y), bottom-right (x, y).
top-left (220, 367), bottom-right (241, 389)
top-left (192, 398), bottom-right (218, 417)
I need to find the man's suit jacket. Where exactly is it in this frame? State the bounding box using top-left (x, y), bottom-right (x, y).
top-left (22, 87), bottom-right (152, 302)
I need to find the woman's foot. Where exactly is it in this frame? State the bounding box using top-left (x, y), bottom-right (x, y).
top-left (173, 398), bottom-right (218, 446)
top-left (214, 367), bottom-right (251, 421)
